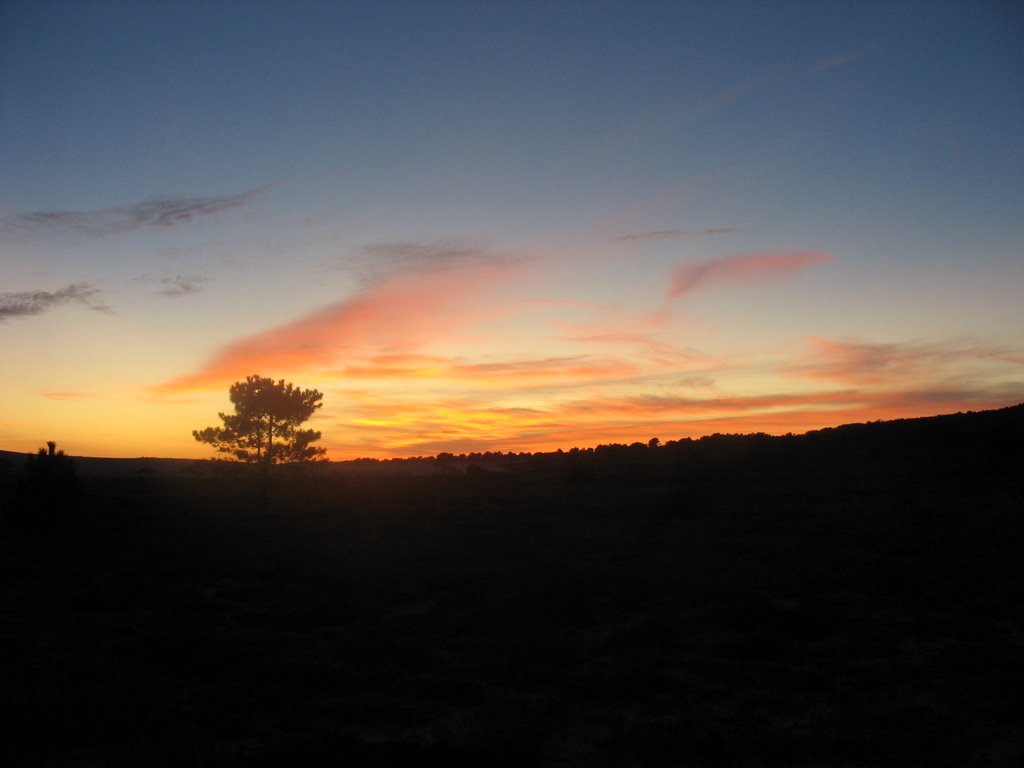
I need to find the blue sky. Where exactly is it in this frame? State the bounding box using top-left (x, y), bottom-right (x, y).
top-left (2, 1), bottom-right (1022, 458)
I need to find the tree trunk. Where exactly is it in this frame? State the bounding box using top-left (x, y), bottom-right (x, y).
top-left (266, 414), bottom-right (274, 465)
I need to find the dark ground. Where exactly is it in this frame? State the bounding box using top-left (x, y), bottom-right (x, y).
top-left (1, 444), bottom-right (1023, 765)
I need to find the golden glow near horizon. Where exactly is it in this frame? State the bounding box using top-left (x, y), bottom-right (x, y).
top-left (2, 5), bottom-right (1022, 459)
top-left (3, 245), bottom-right (1023, 460)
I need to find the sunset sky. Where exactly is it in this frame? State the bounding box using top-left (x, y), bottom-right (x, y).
top-left (2, 1), bottom-right (1022, 460)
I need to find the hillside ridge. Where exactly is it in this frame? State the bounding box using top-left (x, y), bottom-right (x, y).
top-left (1, 403), bottom-right (1020, 478)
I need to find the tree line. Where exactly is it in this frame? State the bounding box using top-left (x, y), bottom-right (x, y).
top-left (187, 375), bottom-right (1023, 481)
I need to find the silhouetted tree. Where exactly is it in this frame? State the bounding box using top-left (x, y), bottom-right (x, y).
top-left (435, 452), bottom-right (455, 474)
top-left (193, 375), bottom-right (326, 467)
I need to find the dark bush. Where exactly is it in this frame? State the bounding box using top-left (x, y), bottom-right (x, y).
top-left (13, 441), bottom-right (80, 524)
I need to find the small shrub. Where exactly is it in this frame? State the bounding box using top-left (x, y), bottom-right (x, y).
top-left (14, 441), bottom-right (80, 524)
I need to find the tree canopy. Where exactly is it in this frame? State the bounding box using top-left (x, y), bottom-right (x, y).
top-left (193, 375), bottom-right (326, 464)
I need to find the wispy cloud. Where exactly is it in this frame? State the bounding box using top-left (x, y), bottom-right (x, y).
top-left (679, 376), bottom-right (716, 389)
top-left (520, 297), bottom-right (617, 314)
top-left (795, 337), bottom-right (1024, 386)
top-left (134, 274), bottom-right (208, 298)
top-left (0, 283), bottom-right (113, 321)
top-left (669, 250), bottom-right (831, 299)
top-left (157, 275), bottom-right (206, 298)
top-left (336, 353), bottom-right (639, 386)
top-left (318, 329), bottom-right (1022, 457)
top-left (810, 45), bottom-right (876, 73)
top-left (610, 227), bottom-right (743, 243)
top-left (559, 330), bottom-right (710, 367)
top-left (668, 44), bottom-right (873, 131)
top-left (1, 184), bottom-right (272, 237)
top-left (344, 238), bottom-right (523, 285)
top-left (42, 391), bottom-right (96, 401)
top-left (326, 378), bottom-right (1023, 458)
top-left (156, 262), bottom-right (524, 392)
top-left (292, 324), bottom-right (1024, 458)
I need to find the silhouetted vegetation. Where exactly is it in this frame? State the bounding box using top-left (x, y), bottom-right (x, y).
top-left (193, 374), bottom-right (326, 467)
top-left (0, 405), bottom-right (1022, 765)
top-left (417, 403), bottom-right (1024, 484)
top-left (8, 440), bottom-right (80, 525)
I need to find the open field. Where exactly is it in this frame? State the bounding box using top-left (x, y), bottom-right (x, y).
top-left (2, 415), bottom-right (1023, 766)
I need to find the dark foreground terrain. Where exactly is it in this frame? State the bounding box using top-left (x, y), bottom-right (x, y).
top-left (2, 411), bottom-right (1023, 766)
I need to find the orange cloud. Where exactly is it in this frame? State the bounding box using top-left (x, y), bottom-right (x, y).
top-left (333, 353), bottom-right (639, 387)
top-left (559, 330), bottom-right (714, 368)
top-left (157, 264), bottom-right (521, 393)
top-left (796, 337), bottom-right (1023, 387)
top-left (42, 391), bottom-right (96, 401)
top-left (154, 235), bottom-right (1020, 460)
top-left (669, 250), bottom-right (831, 299)
top-left (319, 376), bottom-right (1023, 458)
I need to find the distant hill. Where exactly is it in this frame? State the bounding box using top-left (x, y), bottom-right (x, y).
top-left (0, 451), bottom-right (198, 479)
top-left (1, 403), bottom-right (1021, 479)
top-left (793, 402), bottom-right (1024, 468)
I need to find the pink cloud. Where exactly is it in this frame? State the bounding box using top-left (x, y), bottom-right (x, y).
top-left (669, 250), bottom-right (831, 299)
top-left (560, 331), bottom-right (715, 370)
top-left (322, 382), bottom-right (1023, 459)
top-left (610, 227), bottom-right (743, 243)
top-left (156, 265), bottom-right (520, 393)
top-left (797, 337), bottom-right (1024, 387)
top-left (334, 353), bottom-right (638, 385)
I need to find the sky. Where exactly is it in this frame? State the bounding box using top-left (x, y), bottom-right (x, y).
top-left (1, 1), bottom-right (1023, 460)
